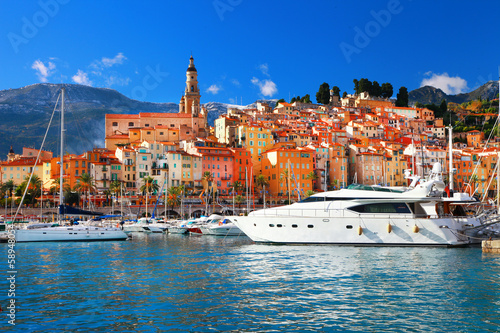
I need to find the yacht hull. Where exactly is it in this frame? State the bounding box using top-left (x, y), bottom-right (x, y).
top-left (231, 215), bottom-right (473, 246)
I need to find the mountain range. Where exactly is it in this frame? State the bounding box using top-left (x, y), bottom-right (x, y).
top-left (0, 83), bottom-right (268, 157)
top-left (409, 80), bottom-right (499, 105)
top-left (0, 81), bottom-right (497, 157)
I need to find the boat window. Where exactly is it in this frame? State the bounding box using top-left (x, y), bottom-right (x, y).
top-left (277, 224), bottom-right (283, 228)
top-left (269, 224), bottom-right (275, 227)
top-left (347, 183), bottom-right (405, 193)
top-left (307, 225), bottom-right (314, 228)
top-left (346, 225), bottom-right (353, 229)
top-left (299, 196), bottom-right (343, 203)
top-left (292, 224), bottom-right (298, 228)
top-left (349, 203), bottom-right (411, 214)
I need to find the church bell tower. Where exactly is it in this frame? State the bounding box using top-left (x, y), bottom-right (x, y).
top-left (179, 56), bottom-right (201, 116)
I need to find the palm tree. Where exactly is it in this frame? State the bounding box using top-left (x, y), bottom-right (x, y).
top-left (17, 175), bottom-right (42, 207)
top-left (201, 171), bottom-right (214, 204)
top-left (306, 171), bottom-right (318, 190)
top-left (1, 180), bottom-right (15, 206)
top-left (229, 180), bottom-right (244, 195)
top-left (167, 186), bottom-right (183, 213)
top-left (305, 190), bottom-right (315, 198)
top-left (280, 168), bottom-right (291, 199)
top-left (140, 176), bottom-right (159, 195)
top-left (234, 194), bottom-right (244, 213)
top-left (255, 174), bottom-right (269, 200)
top-left (140, 176), bottom-right (159, 218)
top-left (75, 173), bottom-right (95, 209)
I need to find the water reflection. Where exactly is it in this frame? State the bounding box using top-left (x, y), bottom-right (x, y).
top-left (3, 235), bottom-right (500, 332)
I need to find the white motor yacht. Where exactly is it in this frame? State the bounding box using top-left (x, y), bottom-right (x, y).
top-left (231, 175), bottom-right (487, 247)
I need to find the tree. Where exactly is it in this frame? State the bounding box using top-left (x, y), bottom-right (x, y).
top-left (17, 175), bottom-right (42, 207)
top-left (440, 99), bottom-right (448, 113)
top-left (167, 186), bottom-right (183, 212)
top-left (255, 174), bottom-right (269, 199)
top-left (306, 171), bottom-right (318, 190)
top-left (301, 94), bottom-right (311, 103)
top-left (396, 86), bottom-right (409, 107)
top-left (342, 91), bottom-right (348, 98)
top-left (110, 180), bottom-right (123, 197)
top-left (1, 180), bottom-right (16, 205)
top-left (316, 82), bottom-right (330, 104)
top-left (229, 180), bottom-right (244, 195)
top-left (304, 190), bottom-right (315, 198)
top-left (372, 81), bottom-right (382, 97)
top-left (280, 168), bottom-right (291, 198)
top-left (75, 173), bottom-right (96, 209)
top-left (353, 79), bottom-right (359, 94)
top-left (275, 98), bottom-right (285, 107)
top-left (358, 78), bottom-right (372, 95)
top-left (140, 176), bottom-right (159, 195)
top-left (381, 82), bottom-right (393, 98)
top-left (331, 86), bottom-right (340, 97)
top-left (234, 194), bottom-right (244, 210)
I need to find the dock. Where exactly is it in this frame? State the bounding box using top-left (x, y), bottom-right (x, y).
top-left (482, 239), bottom-right (500, 253)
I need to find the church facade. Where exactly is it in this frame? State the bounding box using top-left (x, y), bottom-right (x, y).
top-left (105, 56), bottom-right (208, 149)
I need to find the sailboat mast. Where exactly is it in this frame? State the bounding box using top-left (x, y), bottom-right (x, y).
top-left (59, 87), bottom-right (65, 209)
top-left (448, 125), bottom-right (453, 191)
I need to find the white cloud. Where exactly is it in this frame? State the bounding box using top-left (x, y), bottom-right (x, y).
top-left (91, 52), bottom-right (127, 72)
top-left (251, 77), bottom-right (278, 97)
top-left (101, 52), bottom-right (127, 68)
top-left (206, 84), bottom-right (221, 94)
top-left (258, 63), bottom-right (269, 77)
top-left (72, 70), bottom-right (92, 86)
top-left (231, 79), bottom-right (240, 86)
top-left (420, 72), bottom-right (468, 95)
top-left (31, 59), bottom-right (56, 82)
top-left (105, 75), bottom-right (131, 87)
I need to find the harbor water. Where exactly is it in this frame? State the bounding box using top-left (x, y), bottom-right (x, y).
top-left (2, 234), bottom-right (500, 332)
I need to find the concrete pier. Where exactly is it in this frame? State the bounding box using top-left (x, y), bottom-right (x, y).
top-left (482, 239), bottom-right (500, 253)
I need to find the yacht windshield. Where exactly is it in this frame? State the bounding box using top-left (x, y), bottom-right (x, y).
top-left (347, 183), bottom-right (405, 193)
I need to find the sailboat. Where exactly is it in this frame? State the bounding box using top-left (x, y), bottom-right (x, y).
top-left (12, 88), bottom-right (128, 242)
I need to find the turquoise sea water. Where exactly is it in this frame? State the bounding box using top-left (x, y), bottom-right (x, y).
top-left (2, 234), bottom-right (500, 332)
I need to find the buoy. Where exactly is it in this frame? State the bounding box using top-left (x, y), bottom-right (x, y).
top-left (387, 223), bottom-right (392, 233)
top-left (357, 226), bottom-right (363, 235)
top-left (413, 225), bottom-right (419, 233)
top-left (219, 221), bottom-right (223, 226)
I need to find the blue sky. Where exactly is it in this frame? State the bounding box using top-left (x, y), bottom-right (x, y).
top-left (1, 0), bottom-right (499, 105)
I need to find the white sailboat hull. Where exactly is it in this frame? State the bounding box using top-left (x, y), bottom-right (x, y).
top-left (14, 226), bottom-right (128, 242)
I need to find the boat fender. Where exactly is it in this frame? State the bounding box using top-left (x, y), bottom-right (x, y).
top-left (413, 225), bottom-right (419, 233)
top-left (387, 223), bottom-right (392, 233)
top-left (116, 223), bottom-right (120, 228)
top-left (219, 221), bottom-right (223, 226)
top-left (357, 226), bottom-right (363, 235)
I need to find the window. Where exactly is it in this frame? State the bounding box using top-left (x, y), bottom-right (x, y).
top-left (128, 122), bottom-right (134, 127)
